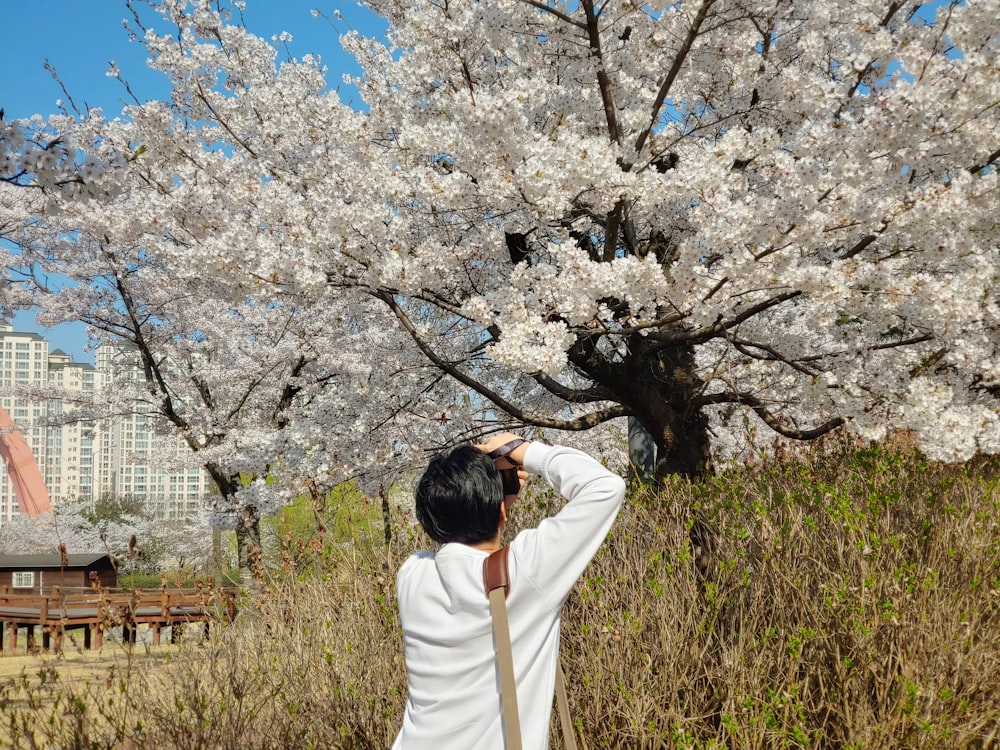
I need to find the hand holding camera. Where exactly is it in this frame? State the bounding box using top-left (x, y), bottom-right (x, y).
top-left (476, 433), bottom-right (531, 497)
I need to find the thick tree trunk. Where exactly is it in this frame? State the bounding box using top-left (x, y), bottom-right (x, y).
top-left (207, 466), bottom-right (263, 588)
top-left (571, 333), bottom-right (713, 479)
top-left (649, 407), bottom-right (712, 481)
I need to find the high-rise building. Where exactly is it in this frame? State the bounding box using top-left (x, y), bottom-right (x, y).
top-left (0, 323), bottom-right (213, 524)
top-left (95, 344), bottom-right (214, 519)
top-left (46, 347), bottom-right (99, 504)
top-left (0, 323), bottom-right (54, 522)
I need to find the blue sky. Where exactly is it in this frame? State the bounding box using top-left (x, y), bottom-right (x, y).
top-left (1, 0), bottom-right (385, 362)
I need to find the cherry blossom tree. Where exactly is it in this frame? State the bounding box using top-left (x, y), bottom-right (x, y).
top-left (344, 0), bottom-right (1000, 475)
top-left (0, 493), bottom-right (212, 575)
top-left (6, 0), bottom-right (1000, 495)
top-left (2, 3), bottom-right (482, 576)
top-left (1, 209), bottom-right (456, 577)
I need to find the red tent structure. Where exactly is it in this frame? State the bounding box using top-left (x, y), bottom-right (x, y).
top-left (0, 406), bottom-right (50, 516)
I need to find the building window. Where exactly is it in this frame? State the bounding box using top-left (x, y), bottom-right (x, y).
top-left (12, 571), bottom-right (35, 588)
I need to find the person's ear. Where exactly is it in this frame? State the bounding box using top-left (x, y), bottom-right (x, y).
top-left (499, 502), bottom-right (509, 526)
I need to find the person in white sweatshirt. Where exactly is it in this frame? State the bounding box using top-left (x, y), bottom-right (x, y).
top-left (392, 432), bottom-right (626, 749)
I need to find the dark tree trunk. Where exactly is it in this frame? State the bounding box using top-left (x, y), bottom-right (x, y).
top-left (601, 338), bottom-right (716, 578)
top-left (379, 485), bottom-right (392, 545)
top-left (650, 406), bottom-right (712, 481)
top-left (235, 506), bottom-right (262, 586)
top-left (570, 333), bottom-right (713, 479)
top-left (207, 466), bottom-right (263, 587)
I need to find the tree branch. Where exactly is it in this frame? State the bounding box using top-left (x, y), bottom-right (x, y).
top-left (571, 309), bottom-right (689, 338)
top-left (531, 371), bottom-right (616, 403)
top-left (517, 0), bottom-right (585, 29)
top-left (729, 338), bottom-right (823, 377)
top-left (602, 200), bottom-right (624, 261)
top-left (698, 390), bottom-right (845, 440)
top-left (272, 355), bottom-right (308, 429)
top-left (728, 331), bottom-right (935, 373)
top-left (632, 0), bottom-right (716, 161)
top-left (968, 146), bottom-right (1000, 174)
top-left (842, 232), bottom-right (879, 259)
top-left (108, 264), bottom-right (203, 452)
top-left (646, 290), bottom-right (802, 345)
top-left (581, 0), bottom-right (621, 146)
top-left (376, 290), bottom-right (629, 430)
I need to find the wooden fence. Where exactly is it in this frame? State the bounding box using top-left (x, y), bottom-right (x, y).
top-left (0, 584), bottom-right (237, 654)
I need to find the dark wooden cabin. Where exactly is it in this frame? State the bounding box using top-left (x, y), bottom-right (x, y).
top-left (0, 553), bottom-right (117, 593)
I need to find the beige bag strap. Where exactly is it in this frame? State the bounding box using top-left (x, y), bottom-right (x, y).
top-left (484, 547), bottom-right (579, 750)
top-left (487, 583), bottom-right (523, 749)
top-left (555, 664), bottom-right (579, 750)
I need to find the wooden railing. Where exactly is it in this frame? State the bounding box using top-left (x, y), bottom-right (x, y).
top-left (0, 584), bottom-right (237, 653)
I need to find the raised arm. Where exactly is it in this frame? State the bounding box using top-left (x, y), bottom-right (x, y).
top-left (510, 441), bottom-right (626, 608)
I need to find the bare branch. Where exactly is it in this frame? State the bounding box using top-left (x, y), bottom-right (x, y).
top-left (517, 0), bottom-right (585, 29)
top-left (729, 332), bottom-right (935, 373)
top-left (532, 371), bottom-right (616, 403)
top-left (968, 147), bottom-right (1000, 174)
top-left (646, 290), bottom-right (802, 345)
top-left (729, 338), bottom-right (823, 377)
top-left (869, 333), bottom-right (934, 351)
top-left (842, 232), bottom-right (879, 259)
top-left (108, 264), bottom-right (200, 452)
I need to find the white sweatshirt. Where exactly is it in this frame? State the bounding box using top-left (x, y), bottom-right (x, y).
top-left (392, 443), bottom-right (626, 749)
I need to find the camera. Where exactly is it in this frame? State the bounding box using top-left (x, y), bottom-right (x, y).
top-left (499, 466), bottom-right (520, 495)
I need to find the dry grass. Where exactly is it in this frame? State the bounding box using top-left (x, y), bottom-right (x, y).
top-left (3, 439), bottom-right (999, 748)
top-left (557, 444), bottom-right (1000, 749)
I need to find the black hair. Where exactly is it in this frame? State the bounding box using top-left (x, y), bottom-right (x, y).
top-left (415, 445), bottom-right (504, 545)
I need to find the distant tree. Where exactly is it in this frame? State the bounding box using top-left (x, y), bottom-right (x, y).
top-left (85, 493), bottom-right (146, 527)
top-left (0, 507), bottom-right (101, 556)
top-left (0, 492), bottom-right (210, 576)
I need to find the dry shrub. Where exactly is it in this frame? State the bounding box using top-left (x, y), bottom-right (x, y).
top-left (3, 440), bottom-right (999, 748)
top-left (111, 549), bottom-right (409, 749)
top-left (0, 544), bottom-right (412, 749)
top-left (554, 440), bottom-right (1000, 749)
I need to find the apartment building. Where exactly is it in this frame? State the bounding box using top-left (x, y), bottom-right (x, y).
top-left (0, 324), bottom-right (53, 521)
top-left (0, 323), bottom-right (212, 523)
top-left (94, 344), bottom-right (214, 519)
top-left (46, 348), bottom-right (99, 504)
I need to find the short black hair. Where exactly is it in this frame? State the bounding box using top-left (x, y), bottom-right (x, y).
top-left (415, 445), bottom-right (504, 545)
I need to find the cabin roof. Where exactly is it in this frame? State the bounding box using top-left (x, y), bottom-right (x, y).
top-left (0, 553), bottom-right (113, 570)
